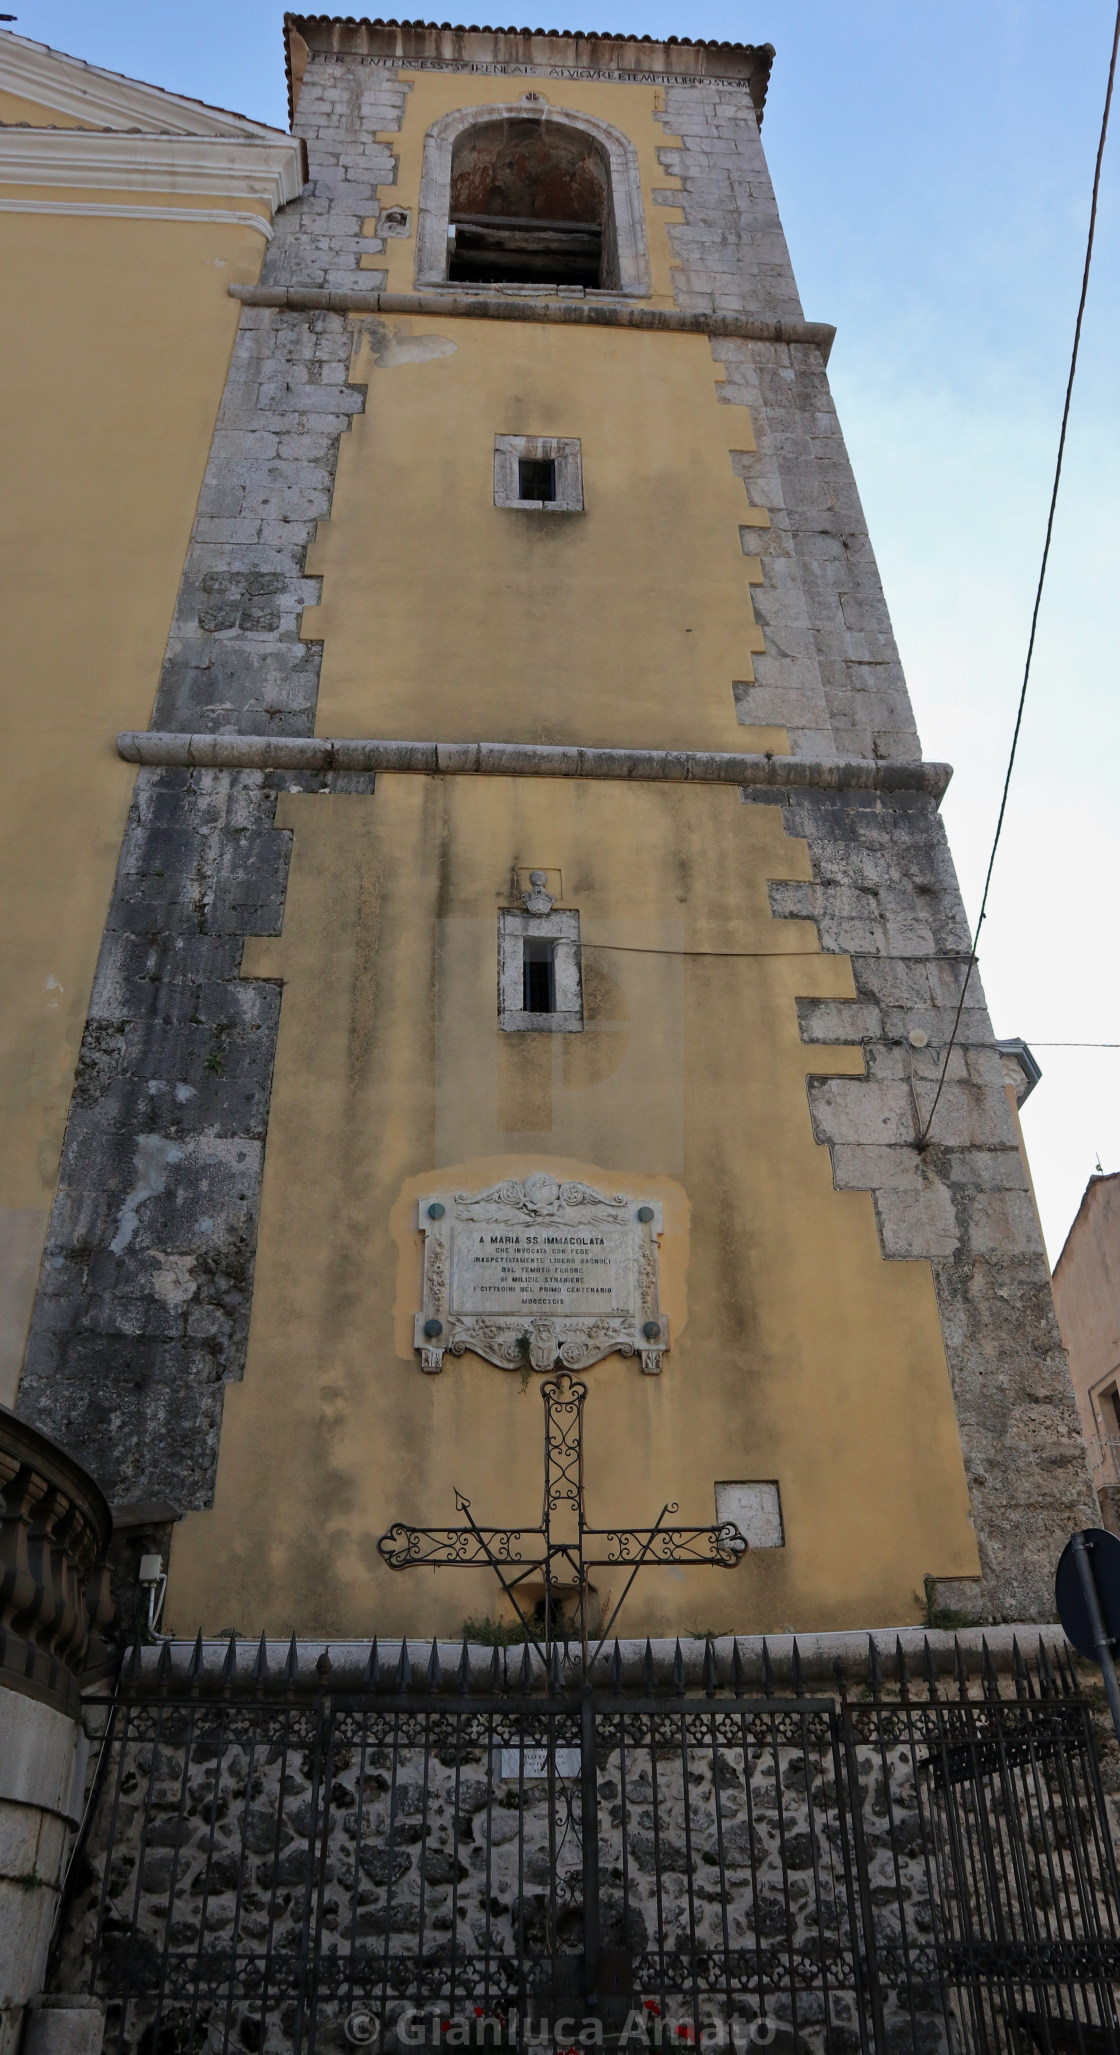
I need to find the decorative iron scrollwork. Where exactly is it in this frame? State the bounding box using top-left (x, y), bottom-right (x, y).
top-left (377, 1373), bottom-right (744, 1654)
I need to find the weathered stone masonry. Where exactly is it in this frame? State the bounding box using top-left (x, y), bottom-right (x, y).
top-left (660, 73), bottom-right (1097, 1609)
top-left (14, 49), bottom-right (417, 1499)
top-left (755, 784), bottom-right (1097, 1622)
top-left (15, 32), bottom-right (1096, 1618)
top-left (14, 85), bottom-right (384, 1497)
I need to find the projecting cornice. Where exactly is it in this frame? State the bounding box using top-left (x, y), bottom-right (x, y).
top-left (284, 15), bottom-right (774, 121)
top-left (117, 731), bottom-right (953, 802)
top-left (0, 28), bottom-right (288, 138)
top-left (0, 130), bottom-right (304, 210)
top-left (0, 30), bottom-right (304, 210)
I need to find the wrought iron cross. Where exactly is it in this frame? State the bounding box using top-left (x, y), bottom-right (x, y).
top-left (377, 1372), bottom-right (745, 1663)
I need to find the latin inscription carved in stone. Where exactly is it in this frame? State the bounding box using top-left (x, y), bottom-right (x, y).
top-left (362, 57), bottom-right (754, 84)
top-left (415, 1171), bottom-right (668, 1376)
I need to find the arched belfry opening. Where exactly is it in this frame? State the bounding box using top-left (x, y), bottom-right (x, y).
top-left (447, 117), bottom-right (618, 289)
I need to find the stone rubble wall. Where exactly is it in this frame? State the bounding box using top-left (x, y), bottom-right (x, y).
top-left (49, 1695), bottom-right (919, 2055)
top-left (56, 1658), bottom-right (1120, 2055)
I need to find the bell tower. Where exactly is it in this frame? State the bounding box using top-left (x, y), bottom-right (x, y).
top-left (14, 14), bottom-right (1094, 1639)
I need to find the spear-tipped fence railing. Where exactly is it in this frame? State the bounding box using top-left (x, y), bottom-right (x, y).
top-left (58, 1630), bottom-right (1120, 2055)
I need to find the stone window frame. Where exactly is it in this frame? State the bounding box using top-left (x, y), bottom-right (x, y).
top-left (1092, 1377), bottom-right (1120, 1445)
top-left (499, 906), bottom-right (583, 1032)
top-left (494, 434), bottom-right (583, 513)
top-left (414, 101), bottom-right (651, 297)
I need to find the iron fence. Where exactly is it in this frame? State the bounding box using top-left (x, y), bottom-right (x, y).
top-left (59, 1638), bottom-right (1120, 2055)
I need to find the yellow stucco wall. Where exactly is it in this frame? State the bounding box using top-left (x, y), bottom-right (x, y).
top-left (0, 193), bottom-right (267, 1401)
top-left (2, 63), bottom-right (980, 1638)
top-left (167, 779), bottom-right (980, 1640)
top-left (302, 317), bottom-right (783, 753)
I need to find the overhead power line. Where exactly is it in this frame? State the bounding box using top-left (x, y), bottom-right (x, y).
top-left (917, 0), bottom-right (1120, 1148)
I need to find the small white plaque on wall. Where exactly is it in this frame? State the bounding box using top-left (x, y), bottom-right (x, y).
top-left (414, 1170), bottom-right (669, 1376)
top-left (496, 1746), bottom-right (581, 1781)
top-left (715, 1481), bottom-right (784, 1550)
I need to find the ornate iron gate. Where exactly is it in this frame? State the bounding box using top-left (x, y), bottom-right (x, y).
top-left (64, 1650), bottom-right (1120, 2055)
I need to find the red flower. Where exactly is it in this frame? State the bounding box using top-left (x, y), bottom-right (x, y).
top-left (474, 2010), bottom-right (484, 2018)
top-left (676, 2029), bottom-right (694, 2043)
top-left (645, 2003), bottom-right (661, 2016)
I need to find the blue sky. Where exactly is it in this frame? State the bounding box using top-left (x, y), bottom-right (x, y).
top-left (11, 0), bottom-right (1120, 1261)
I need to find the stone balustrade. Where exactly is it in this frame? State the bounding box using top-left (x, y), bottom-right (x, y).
top-left (1, 1405), bottom-right (114, 2055)
top-left (0, 1404), bottom-right (113, 1718)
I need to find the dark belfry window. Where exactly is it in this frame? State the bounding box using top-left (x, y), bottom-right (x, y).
top-left (523, 938), bottom-right (556, 1014)
top-left (518, 458), bottom-right (556, 503)
top-left (447, 117), bottom-right (616, 289)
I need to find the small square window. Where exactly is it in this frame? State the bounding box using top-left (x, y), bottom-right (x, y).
top-left (518, 458), bottom-right (556, 504)
top-left (499, 907), bottom-right (582, 1032)
top-left (494, 436), bottom-right (583, 513)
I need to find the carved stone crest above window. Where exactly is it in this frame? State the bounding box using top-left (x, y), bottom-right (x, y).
top-left (414, 1172), bottom-right (669, 1375)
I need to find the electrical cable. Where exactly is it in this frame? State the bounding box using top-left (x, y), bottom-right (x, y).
top-left (916, 0), bottom-right (1120, 1148)
top-left (581, 950), bottom-right (1120, 1050)
top-left (583, 942), bottom-right (978, 962)
top-left (583, 943), bottom-right (828, 959)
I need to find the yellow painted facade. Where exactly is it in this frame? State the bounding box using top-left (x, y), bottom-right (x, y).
top-left (154, 60), bottom-right (983, 1636)
top-left (303, 320), bottom-right (782, 751)
top-left (0, 95), bottom-right (273, 1399)
top-left (168, 776), bottom-right (980, 1639)
top-left (2, 45), bottom-right (985, 1638)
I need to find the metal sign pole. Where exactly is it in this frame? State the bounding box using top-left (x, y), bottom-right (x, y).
top-left (1070, 1530), bottom-right (1120, 1748)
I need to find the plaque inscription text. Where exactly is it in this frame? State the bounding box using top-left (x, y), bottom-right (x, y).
top-left (415, 1172), bottom-right (668, 1376)
top-left (453, 1226), bottom-right (628, 1316)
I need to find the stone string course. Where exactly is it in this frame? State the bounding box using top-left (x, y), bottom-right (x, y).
top-left (229, 284), bottom-right (837, 355)
top-left (116, 733), bottom-right (952, 798)
top-left (16, 47), bottom-right (1096, 1618)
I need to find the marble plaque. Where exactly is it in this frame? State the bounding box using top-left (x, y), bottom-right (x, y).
top-left (414, 1171), bottom-right (669, 1375)
top-left (496, 1746), bottom-right (581, 1781)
